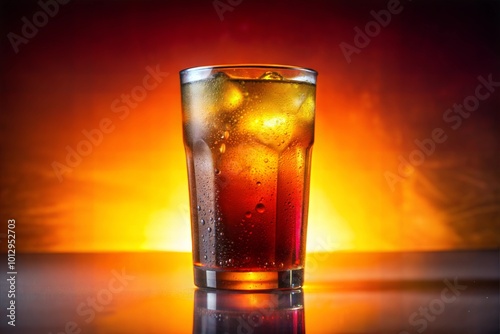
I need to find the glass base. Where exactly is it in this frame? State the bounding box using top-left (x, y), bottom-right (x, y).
top-left (193, 267), bottom-right (304, 290)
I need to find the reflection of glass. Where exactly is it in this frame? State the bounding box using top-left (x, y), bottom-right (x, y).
top-left (180, 65), bottom-right (317, 290)
top-left (193, 288), bottom-right (305, 333)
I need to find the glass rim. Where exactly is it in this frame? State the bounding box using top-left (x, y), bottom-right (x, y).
top-left (179, 64), bottom-right (318, 76)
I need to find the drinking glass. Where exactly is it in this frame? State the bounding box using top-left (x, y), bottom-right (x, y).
top-left (180, 65), bottom-right (317, 289)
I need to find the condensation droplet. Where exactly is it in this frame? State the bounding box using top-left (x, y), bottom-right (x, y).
top-left (207, 227), bottom-right (212, 232)
top-left (197, 205), bottom-right (201, 211)
top-left (256, 181), bottom-right (261, 186)
top-left (256, 203), bottom-right (265, 213)
top-left (215, 168), bottom-right (221, 175)
top-left (245, 211), bottom-right (252, 218)
top-left (201, 219), bottom-right (205, 225)
top-left (264, 158), bottom-right (269, 163)
top-left (204, 255), bottom-right (207, 260)
top-left (219, 143), bottom-right (226, 153)
top-left (224, 130), bottom-right (230, 139)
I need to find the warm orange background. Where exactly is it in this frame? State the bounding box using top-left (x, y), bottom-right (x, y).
top-left (1, 0), bottom-right (499, 253)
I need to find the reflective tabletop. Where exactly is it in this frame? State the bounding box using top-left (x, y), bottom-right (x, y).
top-left (0, 251), bottom-right (498, 333)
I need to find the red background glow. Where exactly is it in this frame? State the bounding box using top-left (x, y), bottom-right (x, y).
top-left (1, 0), bottom-right (499, 252)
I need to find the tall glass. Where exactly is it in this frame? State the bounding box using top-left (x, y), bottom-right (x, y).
top-left (180, 65), bottom-right (317, 290)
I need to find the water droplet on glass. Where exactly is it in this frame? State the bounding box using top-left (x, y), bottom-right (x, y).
top-left (215, 168), bottom-right (221, 175)
top-left (256, 203), bottom-right (265, 213)
top-left (256, 181), bottom-right (261, 186)
top-left (197, 205), bottom-right (201, 211)
top-left (204, 255), bottom-right (207, 260)
top-left (207, 227), bottom-right (212, 233)
top-left (259, 71), bottom-right (284, 80)
top-left (219, 143), bottom-right (226, 153)
top-left (224, 130), bottom-right (229, 139)
top-left (201, 219), bottom-right (205, 225)
top-left (245, 211), bottom-right (252, 218)
top-left (264, 158), bottom-right (269, 163)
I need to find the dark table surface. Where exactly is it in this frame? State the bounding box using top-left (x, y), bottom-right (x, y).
top-left (0, 251), bottom-right (498, 333)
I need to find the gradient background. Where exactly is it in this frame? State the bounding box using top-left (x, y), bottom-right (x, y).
top-left (1, 0), bottom-right (499, 253)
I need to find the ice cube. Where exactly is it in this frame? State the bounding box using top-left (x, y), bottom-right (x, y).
top-left (209, 72), bottom-right (245, 113)
top-left (182, 72), bottom-right (247, 142)
top-left (296, 93), bottom-right (315, 123)
top-left (218, 143), bottom-right (278, 187)
top-left (238, 112), bottom-right (294, 151)
top-left (259, 71), bottom-right (285, 80)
